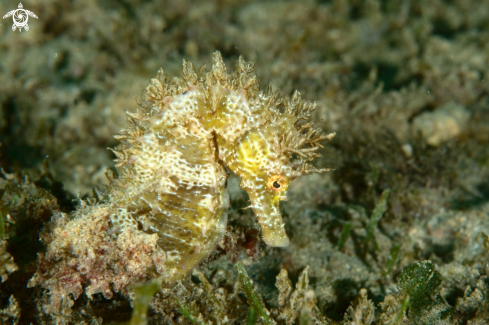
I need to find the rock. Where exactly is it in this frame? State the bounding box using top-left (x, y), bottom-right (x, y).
top-left (412, 101), bottom-right (470, 146)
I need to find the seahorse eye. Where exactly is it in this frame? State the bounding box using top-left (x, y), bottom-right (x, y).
top-left (267, 175), bottom-right (287, 192)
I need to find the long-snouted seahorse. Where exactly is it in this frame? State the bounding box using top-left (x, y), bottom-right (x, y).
top-left (107, 52), bottom-right (335, 282)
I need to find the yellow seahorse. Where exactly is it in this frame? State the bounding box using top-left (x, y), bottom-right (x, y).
top-left (29, 53), bottom-right (335, 298)
top-left (105, 51), bottom-right (335, 281)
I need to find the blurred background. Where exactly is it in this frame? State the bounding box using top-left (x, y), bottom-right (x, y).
top-left (1, 0), bottom-right (489, 323)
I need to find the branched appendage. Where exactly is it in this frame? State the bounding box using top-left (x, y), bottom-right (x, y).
top-left (280, 104), bottom-right (336, 175)
top-left (181, 60), bottom-right (198, 85)
top-left (233, 56), bottom-right (258, 93)
top-left (281, 90), bottom-right (316, 120)
top-left (107, 148), bottom-right (131, 168)
top-left (136, 71), bottom-right (168, 110)
top-left (113, 126), bottom-right (145, 144)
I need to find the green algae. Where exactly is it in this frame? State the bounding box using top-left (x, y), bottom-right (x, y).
top-left (337, 221), bottom-right (351, 250)
top-left (0, 211), bottom-right (5, 240)
top-left (364, 188), bottom-right (390, 257)
top-left (397, 260), bottom-right (452, 324)
top-left (235, 261), bottom-right (275, 325)
top-left (129, 280), bottom-right (161, 325)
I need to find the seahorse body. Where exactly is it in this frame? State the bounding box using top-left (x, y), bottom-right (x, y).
top-left (107, 52), bottom-right (334, 282)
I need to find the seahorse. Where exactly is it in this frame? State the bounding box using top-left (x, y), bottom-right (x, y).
top-left (106, 52), bottom-right (334, 282)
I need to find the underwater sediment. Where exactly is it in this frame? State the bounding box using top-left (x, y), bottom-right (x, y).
top-left (1, 0), bottom-right (489, 324)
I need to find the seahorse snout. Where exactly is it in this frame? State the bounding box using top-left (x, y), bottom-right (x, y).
top-left (248, 190), bottom-right (290, 247)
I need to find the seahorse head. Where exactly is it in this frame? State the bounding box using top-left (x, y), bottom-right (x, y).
top-left (229, 96), bottom-right (335, 247)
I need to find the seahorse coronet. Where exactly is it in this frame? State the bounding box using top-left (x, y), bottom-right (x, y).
top-left (105, 51), bottom-right (334, 282)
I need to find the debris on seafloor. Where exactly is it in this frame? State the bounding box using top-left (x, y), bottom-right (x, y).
top-left (0, 295), bottom-right (20, 324)
top-left (1, 0), bottom-right (489, 323)
top-left (411, 101), bottom-right (470, 147)
top-left (0, 239), bottom-right (18, 283)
